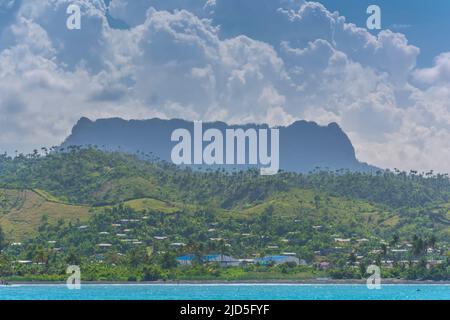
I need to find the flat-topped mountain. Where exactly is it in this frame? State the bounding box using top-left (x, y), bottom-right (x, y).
top-left (61, 117), bottom-right (377, 173)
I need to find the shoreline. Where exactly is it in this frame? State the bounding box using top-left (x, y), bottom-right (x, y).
top-left (5, 279), bottom-right (450, 285)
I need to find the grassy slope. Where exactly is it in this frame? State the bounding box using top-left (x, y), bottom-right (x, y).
top-left (0, 189), bottom-right (90, 241)
top-left (1, 185), bottom-right (447, 242)
top-left (238, 188), bottom-right (395, 236)
top-left (0, 149), bottom-right (449, 242)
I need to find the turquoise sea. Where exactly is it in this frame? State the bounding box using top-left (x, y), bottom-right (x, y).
top-left (0, 284), bottom-right (449, 300)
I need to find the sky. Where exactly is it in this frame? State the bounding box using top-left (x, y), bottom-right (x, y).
top-left (319, 0), bottom-right (450, 67)
top-left (0, 0), bottom-right (450, 172)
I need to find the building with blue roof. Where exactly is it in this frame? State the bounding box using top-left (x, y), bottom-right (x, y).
top-left (176, 254), bottom-right (240, 267)
top-left (254, 255), bottom-right (301, 266)
top-left (176, 254), bottom-right (196, 266)
top-left (203, 254), bottom-right (240, 267)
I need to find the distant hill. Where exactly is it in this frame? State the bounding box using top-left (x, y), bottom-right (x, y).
top-left (0, 148), bottom-right (448, 281)
top-left (61, 117), bottom-right (378, 173)
top-left (0, 189), bottom-right (90, 241)
top-left (0, 148), bottom-right (448, 242)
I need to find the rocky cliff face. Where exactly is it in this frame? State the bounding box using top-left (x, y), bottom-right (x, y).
top-left (61, 117), bottom-right (377, 173)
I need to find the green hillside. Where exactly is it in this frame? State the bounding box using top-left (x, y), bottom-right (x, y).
top-left (0, 148), bottom-right (448, 281)
top-left (0, 189), bottom-right (90, 241)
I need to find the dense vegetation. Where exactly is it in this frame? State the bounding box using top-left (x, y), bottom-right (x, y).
top-left (0, 148), bottom-right (448, 281)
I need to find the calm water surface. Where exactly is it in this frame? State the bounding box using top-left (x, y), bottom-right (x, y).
top-left (0, 284), bottom-right (449, 300)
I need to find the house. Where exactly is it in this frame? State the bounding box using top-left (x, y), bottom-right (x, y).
top-left (176, 254), bottom-right (240, 267)
top-left (121, 239), bottom-right (138, 243)
top-left (298, 259), bottom-right (308, 266)
top-left (334, 238), bottom-right (351, 243)
top-left (239, 259), bottom-right (255, 264)
top-left (170, 242), bottom-right (186, 247)
top-left (255, 255), bottom-right (300, 266)
top-left (176, 255), bottom-right (196, 266)
top-left (203, 254), bottom-right (240, 267)
top-left (98, 243), bottom-right (112, 248)
top-left (94, 254), bottom-right (104, 262)
top-left (391, 249), bottom-right (408, 253)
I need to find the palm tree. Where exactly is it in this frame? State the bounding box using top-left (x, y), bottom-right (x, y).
top-left (0, 226), bottom-right (6, 252)
top-left (348, 253), bottom-right (357, 266)
top-left (390, 233), bottom-right (400, 247)
top-left (427, 235), bottom-right (437, 262)
top-left (412, 235), bottom-right (425, 257)
top-left (381, 244), bottom-right (387, 257)
top-left (427, 235), bottom-right (437, 249)
top-left (219, 239), bottom-right (227, 261)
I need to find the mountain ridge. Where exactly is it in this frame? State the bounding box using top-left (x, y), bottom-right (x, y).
top-left (61, 117), bottom-right (378, 173)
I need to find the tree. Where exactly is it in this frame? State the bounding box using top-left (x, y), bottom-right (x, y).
top-left (314, 195), bottom-right (321, 210)
top-left (0, 226), bottom-right (6, 252)
top-left (427, 235), bottom-right (437, 249)
top-left (127, 247), bottom-right (148, 268)
top-left (34, 245), bottom-right (50, 266)
top-left (66, 249), bottom-right (82, 265)
top-left (412, 235), bottom-right (425, 257)
top-left (348, 253), bottom-right (357, 266)
top-left (381, 244), bottom-right (387, 257)
top-left (160, 252), bottom-right (177, 269)
top-left (390, 233), bottom-right (399, 247)
top-left (143, 265), bottom-right (162, 281)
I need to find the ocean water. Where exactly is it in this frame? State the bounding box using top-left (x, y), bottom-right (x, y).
top-left (0, 284), bottom-right (449, 300)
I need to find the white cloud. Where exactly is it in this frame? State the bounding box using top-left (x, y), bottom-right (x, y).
top-left (125, 9), bottom-right (291, 122)
top-left (413, 52), bottom-right (450, 86)
top-left (0, 0), bottom-right (450, 173)
top-left (109, 0), bottom-right (211, 27)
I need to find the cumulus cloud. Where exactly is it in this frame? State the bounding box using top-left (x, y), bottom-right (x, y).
top-left (413, 52), bottom-right (450, 86)
top-left (0, 0), bottom-right (450, 172)
top-left (109, 0), bottom-right (212, 27)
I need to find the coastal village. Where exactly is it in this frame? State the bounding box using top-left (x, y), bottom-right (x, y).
top-left (0, 149), bottom-right (449, 280)
top-left (7, 214), bottom-right (448, 277)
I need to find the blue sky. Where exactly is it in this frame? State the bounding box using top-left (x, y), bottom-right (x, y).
top-left (2, 0), bottom-right (449, 66)
top-left (102, 0), bottom-right (450, 67)
top-left (319, 0), bottom-right (450, 67)
top-left (1, 0), bottom-right (450, 172)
